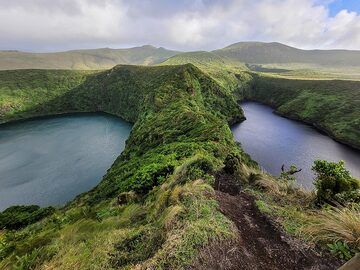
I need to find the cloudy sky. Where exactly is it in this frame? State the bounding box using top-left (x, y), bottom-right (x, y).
top-left (0, 0), bottom-right (359, 52)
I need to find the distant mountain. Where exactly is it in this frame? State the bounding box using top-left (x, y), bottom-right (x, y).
top-left (213, 42), bottom-right (360, 67)
top-left (2, 42), bottom-right (360, 71)
top-left (161, 51), bottom-right (245, 67)
top-left (0, 45), bottom-right (180, 70)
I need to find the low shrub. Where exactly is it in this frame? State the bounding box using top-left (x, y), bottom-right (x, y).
top-left (171, 155), bottom-right (215, 187)
top-left (312, 160), bottom-right (360, 205)
top-left (0, 205), bottom-right (55, 230)
top-left (223, 153), bottom-right (241, 174)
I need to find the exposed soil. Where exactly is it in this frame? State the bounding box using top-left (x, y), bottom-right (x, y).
top-left (192, 172), bottom-right (342, 270)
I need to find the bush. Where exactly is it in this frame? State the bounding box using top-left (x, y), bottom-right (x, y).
top-left (312, 160), bottom-right (360, 205)
top-left (223, 153), bottom-right (241, 174)
top-left (171, 155), bottom-right (215, 187)
top-left (0, 205), bottom-right (55, 230)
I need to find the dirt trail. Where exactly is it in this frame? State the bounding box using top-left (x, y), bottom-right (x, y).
top-left (192, 174), bottom-right (342, 269)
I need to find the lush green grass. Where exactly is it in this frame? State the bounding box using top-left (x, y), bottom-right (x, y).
top-left (0, 61), bottom-right (359, 268)
top-left (0, 64), bottom-right (249, 269)
top-left (246, 74), bottom-right (360, 149)
top-left (0, 69), bottom-right (95, 122)
top-left (254, 65), bottom-right (360, 81)
top-left (160, 51), bottom-right (360, 151)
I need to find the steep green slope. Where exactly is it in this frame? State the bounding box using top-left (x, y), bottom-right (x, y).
top-left (214, 42), bottom-right (360, 67)
top-left (0, 64), bottom-right (357, 268)
top-left (0, 45), bottom-right (179, 70)
top-left (0, 69), bottom-right (96, 122)
top-left (0, 65), bottom-right (251, 269)
top-left (159, 51), bottom-right (360, 151)
top-left (246, 74), bottom-right (360, 150)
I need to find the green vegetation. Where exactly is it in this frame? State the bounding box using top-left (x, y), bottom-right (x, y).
top-left (0, 69), bottom-right (95, 123)
top-left (159, 51), bottom-right (251, 92)
top-left (0, 64), bottom-right (248, 269)
top-left (160, 48), bottom-right (360, 151)
top-left (0, 45), bottom-right (359, 267)
top-left (0, 45), bottom-right (179, 70)
top-left (0, 206), bottom-right (55, 230)
top-left (312, 160), bottom-right (360, 205)
top-left (241, 160), bottom-right (360, 260)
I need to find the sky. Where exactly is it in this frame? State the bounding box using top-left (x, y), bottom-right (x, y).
top-left (0, 0), bottom-right (359, 52)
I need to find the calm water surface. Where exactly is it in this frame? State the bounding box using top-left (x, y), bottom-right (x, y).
top-left (0, 113), bottom-right (132, 210)
top-left (232, 102), bottom-right (360, 188)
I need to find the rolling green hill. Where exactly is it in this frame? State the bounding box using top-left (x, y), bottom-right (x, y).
top-left (159, 50), bottom-right (360, 151)
top-left (0, 45), bottom-right (179, 70)
top-left (0, 64), bottom-right (358, 268)
top-left (0, 65), bottom-right (248, 269)
top-left (159, 51), bottom-right (251, 91)
top-left (213, 41), bottom-right (360, 67)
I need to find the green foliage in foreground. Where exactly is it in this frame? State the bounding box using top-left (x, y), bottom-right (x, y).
top-left (312, 160), bottom-right (360, 205)
top-left (0, 64), bottom-right (248, 268)
top-left (245, 159), bottom-right (360, 260)
top-left (0, 63), bottom-right (359, 268)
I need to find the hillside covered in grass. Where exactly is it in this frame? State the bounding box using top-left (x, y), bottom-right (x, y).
top-left (0, 45), bottom-right (179, 70)
top-left (159, 50), bottom-right (360, 151)
top-left (0, 63), bottom-right (359, 268)
top-left (0, 64), bottom-right (250, 269)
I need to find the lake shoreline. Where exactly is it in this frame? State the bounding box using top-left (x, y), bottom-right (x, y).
top-left (0, 113), bottom-right (132, 210)
top-left (0, 110), bottom-right (133, 127)
top-left (232, 101), bottom-right (360, 187)
top-left (241, 98), bottom-right (360, 151)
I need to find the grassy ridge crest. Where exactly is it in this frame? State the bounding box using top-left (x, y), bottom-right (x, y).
top-left (0, 64), bottom-right (250, 268)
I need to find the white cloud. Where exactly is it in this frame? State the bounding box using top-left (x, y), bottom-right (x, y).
top-left (0, 0), bottom-right (359, 51)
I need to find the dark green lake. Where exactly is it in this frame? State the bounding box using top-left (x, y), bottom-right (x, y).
top-left (0, 113), bottom-right (132, 211)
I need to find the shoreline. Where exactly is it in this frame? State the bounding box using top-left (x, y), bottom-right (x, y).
top-left (240, 98), bottom-right (360, 152)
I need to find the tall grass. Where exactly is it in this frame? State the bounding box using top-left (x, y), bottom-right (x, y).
top-left (302, 206), bottom-right (360, 248)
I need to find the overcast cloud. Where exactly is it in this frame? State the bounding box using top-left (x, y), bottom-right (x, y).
top-left (0, 0), bottom-right (359, 51)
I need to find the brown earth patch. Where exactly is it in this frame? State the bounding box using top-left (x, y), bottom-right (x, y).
top-left (192, 172), bottom-right (342, 270)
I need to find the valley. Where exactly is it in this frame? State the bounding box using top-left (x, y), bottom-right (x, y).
top-left (0, 42), bottom-right (359, 269)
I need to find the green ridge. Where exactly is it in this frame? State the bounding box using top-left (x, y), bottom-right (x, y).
top-left (0, 64), bottom-right (251, 269)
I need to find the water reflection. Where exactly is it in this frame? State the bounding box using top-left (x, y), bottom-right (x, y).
top-left (0, 113), bottom-right (132, 210)
top-left (232, 102), bottom-right (360, 188)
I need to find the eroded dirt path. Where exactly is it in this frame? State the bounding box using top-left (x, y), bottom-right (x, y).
top-left (192, 174), bottom-right (341, 269)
